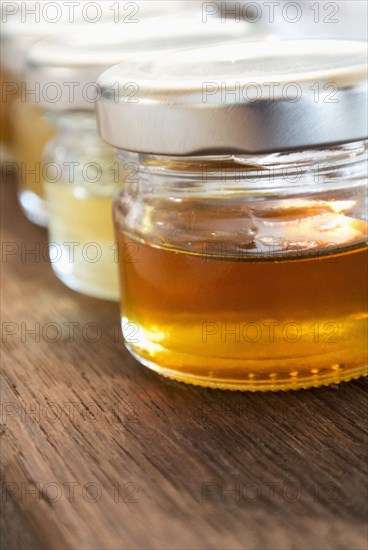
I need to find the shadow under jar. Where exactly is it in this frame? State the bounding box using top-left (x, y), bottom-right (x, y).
top-left (97, 39), bottom-right (368, 391)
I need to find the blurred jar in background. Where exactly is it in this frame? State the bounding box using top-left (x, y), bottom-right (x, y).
top-left (0, 0), bottom-right (194, 225)
top-left (26, 17), bottom-right (248, 300)
top-left (1, 1), bottom-right (110, 224)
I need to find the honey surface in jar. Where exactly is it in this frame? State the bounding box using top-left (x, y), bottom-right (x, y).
top-left (115, 201), bottom-right (368, 391)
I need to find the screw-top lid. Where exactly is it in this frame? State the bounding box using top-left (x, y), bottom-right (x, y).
top-left (96, 39), bottom-right (368, 155)
top-left (25, 18), bottom-right (249, 111)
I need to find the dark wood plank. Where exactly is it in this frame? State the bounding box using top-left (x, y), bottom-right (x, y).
top-left (1, 174), bottom-right (367, 550)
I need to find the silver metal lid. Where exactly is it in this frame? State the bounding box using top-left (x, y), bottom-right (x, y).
top-left (96, 39), bottom-right (368, 155)
top-left (25, 18), bottom-right (249, 111)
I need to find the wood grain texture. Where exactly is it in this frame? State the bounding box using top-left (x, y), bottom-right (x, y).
top-left (1, 174), bottom-right (367, 550)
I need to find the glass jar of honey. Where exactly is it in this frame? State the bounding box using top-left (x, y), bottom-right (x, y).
top-left (26, 19), bottom-right (247, 299)
top-left (97, 39), bottom-right (368, 390)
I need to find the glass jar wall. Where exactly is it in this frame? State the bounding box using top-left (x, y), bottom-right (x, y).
top-left (113, 144), bottom-right (367, 390)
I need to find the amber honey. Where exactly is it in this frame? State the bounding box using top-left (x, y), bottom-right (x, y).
top-left (115, 228), bottom-right (367, 390)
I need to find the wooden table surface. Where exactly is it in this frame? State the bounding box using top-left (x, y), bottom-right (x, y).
top-left (1, 174), bottom-right (367, 550)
